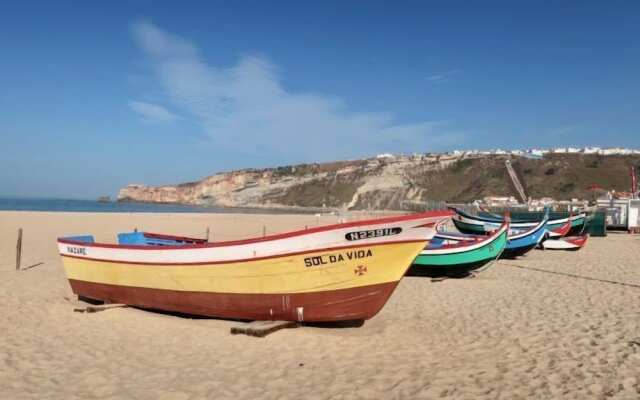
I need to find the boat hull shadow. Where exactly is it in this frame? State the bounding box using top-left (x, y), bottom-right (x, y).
top-left (407, 258), bottom-right (494, 278)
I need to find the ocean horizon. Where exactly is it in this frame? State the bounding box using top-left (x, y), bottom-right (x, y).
top-left (0, 197), bottom-right (309, 214)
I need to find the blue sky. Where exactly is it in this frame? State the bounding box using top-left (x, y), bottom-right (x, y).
top-left (1, 1), bottom-right (639, 198)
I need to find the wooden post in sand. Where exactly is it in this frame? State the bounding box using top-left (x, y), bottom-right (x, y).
top-left (16, 228), bottom-right (22, 271)
top-left (206, 227), bottom-right (210, 242)
top-left (262, 226), bottom-right (266, 237)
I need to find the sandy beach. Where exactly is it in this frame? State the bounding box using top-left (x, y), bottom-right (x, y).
top-left (1, 211), bottom-right (640, 399)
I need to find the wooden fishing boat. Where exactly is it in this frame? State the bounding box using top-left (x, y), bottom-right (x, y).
top-left (500, 215), bottom-right (549, 259)
top-left (57, 211), bottom-right (450, 322)
top-left (541, 234), bottom-right (589, 250)
top-left (450, 207), bottom-right (585, 235)
top-left (410, 221), bottom-right (509, 277)
top-left (547, 216), bottom-right (571, 238)
top-left (422, 213), bottom-right (546, 260)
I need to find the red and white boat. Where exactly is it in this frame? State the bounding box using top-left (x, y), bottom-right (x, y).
top-left (547, 216), bottom-right (572, 238)
top-left (541, 234), bottom-right (589, 251)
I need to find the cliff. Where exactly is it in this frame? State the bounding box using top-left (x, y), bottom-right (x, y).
top-left (118, 154), bottom-right (640, 210)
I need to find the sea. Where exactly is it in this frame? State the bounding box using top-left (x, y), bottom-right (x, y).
top-left (0, 197), bottom-right (301, 214)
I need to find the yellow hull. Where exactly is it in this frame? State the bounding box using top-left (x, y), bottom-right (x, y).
top-left (62, 241), bottom-right (425, 294)
top-left (62, 241), bottom-right (425, 321)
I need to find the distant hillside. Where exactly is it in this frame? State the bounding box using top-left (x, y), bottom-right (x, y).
top-left (118, 154), bottom-right (640, 210)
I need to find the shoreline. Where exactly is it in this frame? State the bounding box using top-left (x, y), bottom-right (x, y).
top-left (0, 196), bottom-right (416, 216)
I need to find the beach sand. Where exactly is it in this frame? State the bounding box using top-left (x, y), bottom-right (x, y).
top-left (1, 211), bottom-right (640, 399)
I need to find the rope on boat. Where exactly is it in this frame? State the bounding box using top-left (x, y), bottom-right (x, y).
top-left (469, 241), bottom-right (507, 276)
top-left (500, 262), bottom-right (640, 289)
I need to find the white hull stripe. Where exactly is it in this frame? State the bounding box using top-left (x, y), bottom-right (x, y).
top-left (59, 215), bottom-right (446, 264)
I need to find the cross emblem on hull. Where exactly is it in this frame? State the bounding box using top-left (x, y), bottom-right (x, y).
top-left (354, 265), bottom-right (367, 276)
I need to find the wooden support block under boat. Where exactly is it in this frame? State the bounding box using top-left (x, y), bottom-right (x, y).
top-left (65, 294), bottom-right (128, 313)
top-left (73, 303), bottom-right (128, 313)
top-left (230, 320), bottom-right (298, 337)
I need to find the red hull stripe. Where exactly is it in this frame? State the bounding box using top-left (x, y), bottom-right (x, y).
top-left (57, 210), bottom-right (452, 250)
top-left (69, 279), bottom-right (399, 322)
top-left (59, 239), bottom-right (427, 266)
top-left (566, 236), bottom-right (588, 246)
top-left (551, 219), bottom-right (571, 236)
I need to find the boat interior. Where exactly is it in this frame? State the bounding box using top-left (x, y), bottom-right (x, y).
top-left (61, 232), bottom-right (207, 247)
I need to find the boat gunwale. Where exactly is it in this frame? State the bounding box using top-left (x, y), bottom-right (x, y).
top-left (57, 210), bottom-right (452, 250)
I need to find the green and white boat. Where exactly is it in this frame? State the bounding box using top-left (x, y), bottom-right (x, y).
top-left (410, 221), bottom-right (509, 277)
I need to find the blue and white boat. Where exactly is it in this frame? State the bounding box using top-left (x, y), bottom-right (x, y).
top-left (500, 214), bottom-right (548, 258)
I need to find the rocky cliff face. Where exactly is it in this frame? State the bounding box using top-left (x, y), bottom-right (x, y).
top-left (118, 154), bottom-right (640, 210)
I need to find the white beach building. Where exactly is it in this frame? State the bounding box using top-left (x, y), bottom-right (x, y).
top-left (583, 147), bottom-right (601, 154)
top-left (528, 149), bottom-right (545, 157)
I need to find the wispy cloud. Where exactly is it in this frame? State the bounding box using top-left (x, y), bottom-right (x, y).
top-left (129, 100), bottom-right (178, 123)
top-left (547, 125), bottom-right (579, 136)
top-left (425, 69), bottom-right (460, 84)
top-left (130, 20), bottom-right (465, 161)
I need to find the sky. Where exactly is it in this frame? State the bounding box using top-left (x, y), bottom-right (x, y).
top-left (1, 1), bottom-right (639, 198)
